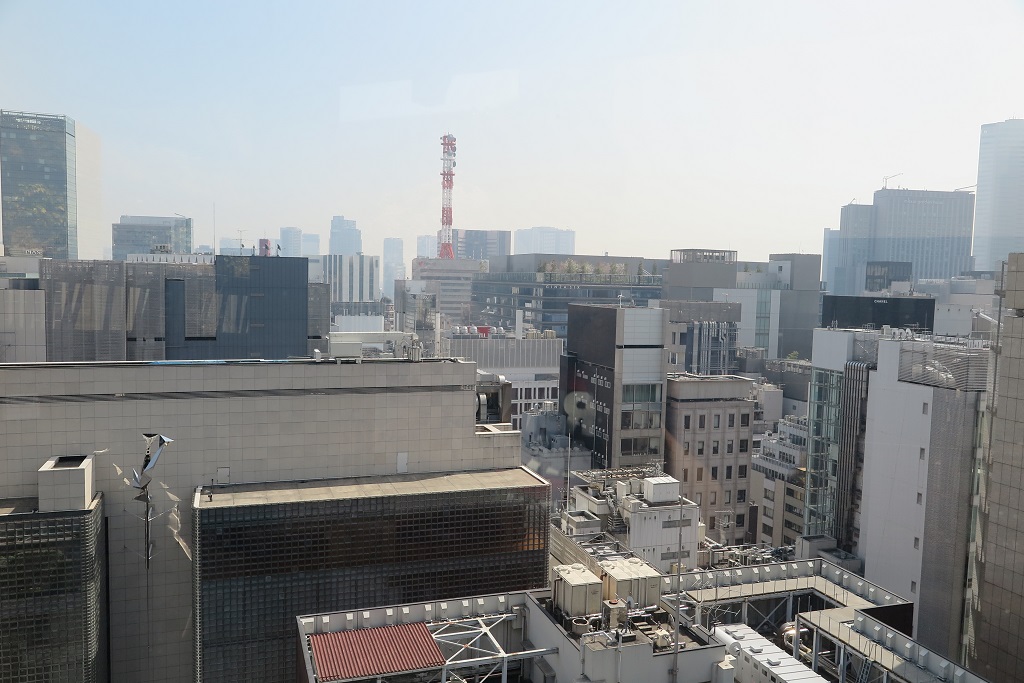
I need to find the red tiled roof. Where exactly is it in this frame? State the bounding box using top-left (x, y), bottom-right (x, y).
top-left (309, 622), bottom-right (446, 682)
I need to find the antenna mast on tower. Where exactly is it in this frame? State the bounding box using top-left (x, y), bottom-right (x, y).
top-left (438, 133), bottom-right (457, 258)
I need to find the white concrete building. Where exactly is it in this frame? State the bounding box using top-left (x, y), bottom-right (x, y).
top-left (859, 336), bottom-right (985, 659)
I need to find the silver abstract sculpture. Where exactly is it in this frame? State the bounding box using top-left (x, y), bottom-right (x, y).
top-left (129, 433), bottom-right (174, 568)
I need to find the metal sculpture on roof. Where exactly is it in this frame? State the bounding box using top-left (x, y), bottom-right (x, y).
top-left (128, 433), bottom-right (174, 568)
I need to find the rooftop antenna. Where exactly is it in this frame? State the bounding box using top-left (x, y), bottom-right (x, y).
top-left (438, 133), bottom-right (457, 259)
top-left (882, 173), bottom-right (902, 189)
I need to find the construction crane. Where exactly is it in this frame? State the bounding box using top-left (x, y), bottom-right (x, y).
top-left (437, 133), bottom-right (457, 259)
top-left (882, 173), bottom-right (902, 189)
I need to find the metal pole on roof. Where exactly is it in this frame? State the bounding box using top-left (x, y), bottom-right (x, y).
top-left (670, 494), bottom-right (683, 683)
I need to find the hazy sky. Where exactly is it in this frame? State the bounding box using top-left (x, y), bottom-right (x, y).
top-left (2, 1), bottom-right (1024, 263)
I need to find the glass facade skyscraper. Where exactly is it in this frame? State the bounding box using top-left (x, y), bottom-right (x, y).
top-left (192, 469), bottom-right (549, 683)
top-left (0, 111), bottom-right (78, 259)
top-left (0, 494), bottom-right (106, 683)
top-left (112, 215), bottom-right (193, 260)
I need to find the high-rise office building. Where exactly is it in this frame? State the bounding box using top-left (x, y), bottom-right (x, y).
top-left (560, 304), bottom-right (667, 469)
top-left (192, 468), bottom-right (549, 682)
top-left (664, 374), bottom-right (755, 544)
top-left (964, 254), bottom-right (1024, 681)
top-left (111, 215), bottom-right (193, 260)
top-left (0, 110), bottom-right (80, 259)
top-left (0, 358), bottom-right (523, 683)
top-left (278, 226), bottom-right (302, 257)
top-left (444, 228), bottom-right (511, 260)
top-left (310, 253), bottom-right (380, 304)
top-left (382, 237), bottom-right (405, 300)
top-left (1, 455), bottom-right (106, 683)
top-left (416, 234), bottom-right (438, 258)
top-left (514, 226), bottom-right (575, 255)
top-left (826, 189), bottom-right (975, 295)
top-left (301, 232), bottom-right (320, 256)
top-left (329, 216), bottom-right (361, 255)
top-left (973, 119), bottom-right (1024, 272)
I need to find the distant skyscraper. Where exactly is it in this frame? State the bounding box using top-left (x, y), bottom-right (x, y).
top-left (382, 237), bottom-right (405, 300)
top-left (826, 188), bottom-right (975, 295)
top-left (444, 228), bottom-right (511, 260)
top-left (973, 119), bottom-right (1024, 272)
top-left (0, 110), bottom-right (80, 258)
top-left (514, 226), bottom-right (575, 255)
top-left (218, 237), bottom-right (246, 256)
top-left (279, 226), bottom-right (302, 257)
top-left (417, 234), bottom-right (438, 258)
top-left (301, 232), bottom-right (320, 256)
top-left (329, 216), bottom-right (361, 254)
top-left (112, 215), bottom-right (193, 260)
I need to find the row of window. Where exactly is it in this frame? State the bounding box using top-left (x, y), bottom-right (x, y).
top-left (682, 439), bottom-right (749, 456)
top-left (620, 409), bottom-right (662, 430)
top-left (694, 489), bottom-right (746, 505)
top-left (681, 464), bottom-right (747, 482)
top-left (620, 436), bottom-right (662, 456)
top-left (682, 411), bottom-right (750, 430)
top-left (623, 383), bottom-right (663, 403)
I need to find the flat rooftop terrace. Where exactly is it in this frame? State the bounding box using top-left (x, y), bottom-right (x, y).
top-left (195, 467), bottom-right (548, 509)
top-left (0, 497), bottom-right (39, 516)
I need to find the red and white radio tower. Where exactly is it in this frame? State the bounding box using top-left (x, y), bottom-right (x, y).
top-left (438, 133), bottom-right (457, 258)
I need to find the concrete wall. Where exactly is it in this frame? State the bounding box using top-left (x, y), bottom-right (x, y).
top-left (0, 358), bottom-right (520, 683)
top-left (0, 288), bottom-right (45, 361)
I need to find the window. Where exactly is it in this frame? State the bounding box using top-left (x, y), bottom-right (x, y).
top-left (684, 415), bottom-right (691, 429)
top-left (683, 441), bottom-right (690, 455)
top-left (672, 332), bottom-right (676, 345)
top-left (698, 414), bottom-right (706, 429)
top-left (739, 439), bottom-right (749, 453)
top-left (709, 515), bottom-right (716, 530)
top-left (695, 493), bottom-right (702, 505)
top-left (914, 536), bottom-right (920, 549)
top-left (763, 505), bottom-right (774, 519)
top-left (762, 522), bottom-right (773, 535)
top-left (735, 513), bottom-right (745, 527)
top-left (917, 492), bottom-right (923, 505)
top-left (727, 440), bottom-right (734, 454)
top-left (713, 414), bottom-right (721, 428)
top-left (726, 465), bottom-right (733, 480)
top-left (922, 402), bottom-right (929, 415)
top-left (682, 469), bottom-right (688, 483)
top-left (740, 413), bottom-right (750, 427)
top-left (696, 467), bottom-right (703, 482)
top-left (724, 491), bottom-right (731, 504)
top-left (920, 447), bottom-right (926, 460)
top-left (763, 488), bottom-right (775, 501)
top-left (737, 489), bottom-right (746, 503)
top-left (711, 466), bottom-right (719, 480)
top-left (697, 440), bottom-right (705, 456)
top-left (728, 413), bottom-right (735, 428)
top-left (911, 581), bottom-right (917, 594)
top-left (738, 465), bottom-right (747, 479)
top-left (712, 440), bottom-right (719, 455)
top-left (710, 491), bottom-right (717, 505)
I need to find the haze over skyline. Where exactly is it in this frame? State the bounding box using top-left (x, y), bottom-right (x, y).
top-left (2, 0), bottom-right (1023, 262)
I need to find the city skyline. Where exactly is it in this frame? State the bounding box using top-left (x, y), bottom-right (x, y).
top-left (2, 2), bottom-right (1023, 263)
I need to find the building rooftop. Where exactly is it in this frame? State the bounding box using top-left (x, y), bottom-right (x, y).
top-left (195, 467), bottom-right (547, 509)
top-left (0, 497), bottom-right (38, 516)
top-left (307, 622), bottom-right (445, 682)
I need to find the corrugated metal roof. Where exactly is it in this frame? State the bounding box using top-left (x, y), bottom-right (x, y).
top-left (309, 622), bottom-right (445, 682)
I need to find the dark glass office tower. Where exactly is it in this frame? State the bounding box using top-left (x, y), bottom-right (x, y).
top-left (0, 494), bottom-right (106, 683)
top-left (0, 111), bottom-right (78, 259)
top-left (192, 469), bottom-right (550, 683)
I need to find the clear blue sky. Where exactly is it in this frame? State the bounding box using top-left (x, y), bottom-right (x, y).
top-left (3, 0), bottom-right (1024, 262)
